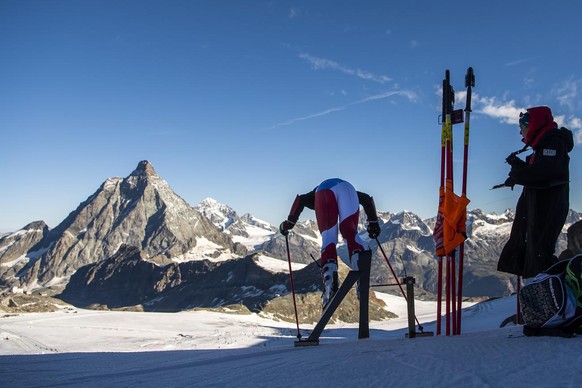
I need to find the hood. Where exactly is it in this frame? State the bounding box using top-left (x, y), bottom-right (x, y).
top-left (556, 126), bottom-right (575, 153)
top-left (523, 106), bottom-right (558, 147)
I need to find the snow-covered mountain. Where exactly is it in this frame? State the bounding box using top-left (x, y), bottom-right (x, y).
top-left (0, 221), bottom-right (49, 290)
top-left (194, 198), bottom-right (277, 250)
top-left (188, 200), bottom-right (581, 299)
top-left (0, 161), bottom-right (245, 293)
top-left (193, 198), bottom-right (323, 266)
top-left (338, 208), bottom-right (581, 299)
top-left (194, 198), bottom-right (238, 231)
top-left (0, 221), bottom-right (48, 268)
top-left (1, 160), bottom-right (581, 307)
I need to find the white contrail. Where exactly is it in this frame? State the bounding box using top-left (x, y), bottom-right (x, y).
top-left (270, 90), bottom-right (417, 129)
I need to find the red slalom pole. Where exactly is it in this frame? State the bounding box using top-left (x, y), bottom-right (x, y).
top-left (445, 256), bottom-right (451, 335)
top-left (456, 244), bottom-right (465, 334)
top-left (437, 257), bottom-right (442, 335)
top-left (435, 75), bottom-right (448, 336)
top-left (456, 67), bottom-right (474, 334)
top-left (452, 255), bottom-right (457, 334)
top-left (444, 70), bottom-right (455, 336)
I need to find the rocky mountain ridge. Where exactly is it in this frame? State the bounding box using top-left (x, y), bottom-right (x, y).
top-left (0, 161), bottom-right (245, 293)
top-left (1, 160), bottom-right (581, 318)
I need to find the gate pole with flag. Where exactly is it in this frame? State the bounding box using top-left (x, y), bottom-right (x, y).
top-left (433, 68), bottom-right (472, 335)
top-left (434, 75), bottom-right (448, 335)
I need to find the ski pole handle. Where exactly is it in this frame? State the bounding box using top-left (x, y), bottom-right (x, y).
top-left (464, 67), bottom-right (474, 112)
top-left (465, 67), bottom-right (475, 88)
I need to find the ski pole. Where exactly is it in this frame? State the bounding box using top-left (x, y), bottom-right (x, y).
top-left (310, 253), bottom-right (322, 268)
top-left (444, 70), bottom-right (455, 336)
top-left (445, 70), bottom-right (454, 185)
top-left (375, 238), bottom-right (424, 331)
top-left (284, 234), bottom-right (302, 340)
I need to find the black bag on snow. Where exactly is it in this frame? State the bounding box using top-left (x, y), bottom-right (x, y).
top-left (519, 257), bottom-right (582, 337)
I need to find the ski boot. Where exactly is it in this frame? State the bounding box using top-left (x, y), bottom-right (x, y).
top-left (321, 261), bottom-right (339, 310)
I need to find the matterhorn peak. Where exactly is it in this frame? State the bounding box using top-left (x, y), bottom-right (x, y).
top-left (130, 160), bottom-right (158, 178)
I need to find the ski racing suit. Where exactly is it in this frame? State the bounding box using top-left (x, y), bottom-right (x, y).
top-left (286, 178), bottom-right (378, 267)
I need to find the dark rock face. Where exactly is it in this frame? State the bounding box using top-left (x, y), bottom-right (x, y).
top-left (0, 221), bottom-right (48, 265)
top-left (0, 221), bottom-right (49, 287)
top-left (59, 244), bottom-right (298, 311)
top-left (58, 244), bottom-right (393, 322)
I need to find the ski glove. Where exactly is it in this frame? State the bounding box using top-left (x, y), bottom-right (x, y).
top-left (367, 221), bottom-right (381, 239)
top-left (505, 153), bottom-right (526, 168)
top-left (504, 177), bottom-right (515, 190)
top-left (279, 220), bottom-right (294, 236)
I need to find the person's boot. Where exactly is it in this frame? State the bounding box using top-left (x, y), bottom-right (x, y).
top-left (321, 261), bottom-right (338, 309)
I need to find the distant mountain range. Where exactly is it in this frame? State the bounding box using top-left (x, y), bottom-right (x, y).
top-left (1, 160), bottom-right (580, 316)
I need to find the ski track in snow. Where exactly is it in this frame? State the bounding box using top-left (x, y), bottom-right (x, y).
top-left (0, 328), bottom-right (58, 354)
top-left (5, 328), bottom-right (579, 388)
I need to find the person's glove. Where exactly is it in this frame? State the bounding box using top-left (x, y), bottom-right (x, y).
top-left (279, 220), bottom-right (294, 236)
top-left (504, 176), bottom-right (515, 190)
top-left (506, 153), bottom-right (525, 168)
top-left (367, 221), bottom-right (381, 239)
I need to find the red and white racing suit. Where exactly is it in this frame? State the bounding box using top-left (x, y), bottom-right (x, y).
top-left (287, 178), bottom-right (377, 266)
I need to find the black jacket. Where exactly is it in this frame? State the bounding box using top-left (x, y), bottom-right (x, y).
top-left (498, 126), bottom-right (574, 277)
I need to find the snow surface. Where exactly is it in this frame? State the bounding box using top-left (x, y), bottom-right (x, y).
top-left (230, 224), bottom-right (274, 249)
top-left (1, 292), bottom-right (580, 387)
top-left (171, 237), bottom-right (238, 263)
top-left (254, 254), bottom-right (307, 273)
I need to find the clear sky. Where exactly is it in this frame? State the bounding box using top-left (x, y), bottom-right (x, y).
top-left (1, 0), bottom-right (581, 232)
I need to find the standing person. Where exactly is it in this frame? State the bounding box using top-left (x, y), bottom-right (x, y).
top-left (497, 106), bottom-right (574, 280)
top-left (279, 178), bottom-right (381, 308)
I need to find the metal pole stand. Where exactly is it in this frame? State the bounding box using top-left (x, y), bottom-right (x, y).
top-left (404, 276), bottom-right (434, 338)
top-left (358, 249), bottom-right (371, 339)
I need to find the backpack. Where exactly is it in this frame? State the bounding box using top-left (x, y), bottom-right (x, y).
top-left (519, 257), bottom-right (582, 337)
top-left (564, 254), bottom-right (582, 307)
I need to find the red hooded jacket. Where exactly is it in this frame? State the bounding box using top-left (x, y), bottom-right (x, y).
top-left (498, 106), bottom-right (574, 277)
top-left (523, 106), bottom-right (558, 148)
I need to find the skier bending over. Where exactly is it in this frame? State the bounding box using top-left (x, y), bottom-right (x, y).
top-left (279, 178), bottom-right (381, 309)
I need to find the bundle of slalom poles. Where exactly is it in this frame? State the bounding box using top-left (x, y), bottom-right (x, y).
top-left (435, 67), bottom-right (474, 336)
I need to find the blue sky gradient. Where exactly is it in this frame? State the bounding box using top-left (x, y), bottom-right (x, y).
top-left (1, 0), bottom-right (581, 231)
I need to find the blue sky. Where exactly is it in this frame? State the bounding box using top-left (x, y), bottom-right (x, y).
top-left (1, 0), bottom-right (582, 232)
